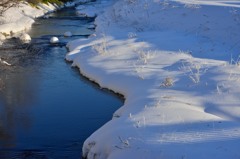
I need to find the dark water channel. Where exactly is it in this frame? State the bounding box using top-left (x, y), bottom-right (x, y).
top-left (0, 6), bottom-right (123, 159)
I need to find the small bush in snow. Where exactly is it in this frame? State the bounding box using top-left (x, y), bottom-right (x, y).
top-left (92, 42), bottom-right (108, 55)
top-left (180, 59), bottom-right (207, 84)
top-left (92, 34), bottom-right (108, 55)
top-left (134, 64), bottom-right (145, 79)
top-left (128, 32), bottom-right (137, 39)
top-left (230, 54), bottom-right (240, 66)
top-left (189, 64), bottom-right (201, 84)
top-left (160, 77), bottom-right (174, 87)
top-left (138, 50), bottom-right (155, 64)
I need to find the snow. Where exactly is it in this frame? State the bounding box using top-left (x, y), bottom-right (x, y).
top-left (0, 58), bottom-right (11, 66)
top-left (19, 33), bottom-right (31, 43)
top-left (64, 31), bottom-right (73, 37)
top-left (50, 37), bottom-right (60, 44)
top-left (0, 0), bottom-right (92, 36)
top-left (0, 2), bottom-right (59, 36)
top-left (66, 0), bottom-right (240, 158)
top-left (75, 0), bottom-right (111, 17)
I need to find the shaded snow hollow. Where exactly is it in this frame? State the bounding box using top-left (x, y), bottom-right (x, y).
top-left (66, 0), bottom-right (240, 159)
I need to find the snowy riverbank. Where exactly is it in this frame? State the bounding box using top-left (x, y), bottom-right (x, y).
top-left (67, 0), bottom-right (240, 158)
top-left (0, 0), bottom-right (92, 38)
top-left (0, 2), bottom-right (61, 37)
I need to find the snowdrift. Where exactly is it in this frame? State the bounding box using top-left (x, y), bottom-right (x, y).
top-left (66, 0), bottom-right (240, 158)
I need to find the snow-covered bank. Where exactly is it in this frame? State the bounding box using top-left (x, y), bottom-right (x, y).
top-left (66, 0), bottom-right (240, 158)
top-left (0, 2), bottom-right (59, 36)
top-left (0, 0), bottom-right (92, 37)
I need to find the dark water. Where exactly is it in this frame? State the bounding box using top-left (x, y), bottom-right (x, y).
top-left (0, 6), bottom-right (123, 159)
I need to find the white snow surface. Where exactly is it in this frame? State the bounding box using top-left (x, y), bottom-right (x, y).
top-left (50, 36), bottom-right (59, 43)
top-left (0, 0), bottom-right (90, 36)
top-left (67, 0), bottom-right (240, 158)
top-left (0, 2), bottom-right (59, 35)
top-left (19, 33), bottom-right (31, 43)
top-left (75, 0), bottom-right (111, 17)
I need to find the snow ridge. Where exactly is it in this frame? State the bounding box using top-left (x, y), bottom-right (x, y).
top-left (66, 0), bottom-right (240, 158)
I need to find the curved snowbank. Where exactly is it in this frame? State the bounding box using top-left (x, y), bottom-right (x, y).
top-left (0, 2), bottom-right (60, 36)
top-left (67, 0), bottom-right (240, 159)
top-left (0, 0), bottom-right (90, 36)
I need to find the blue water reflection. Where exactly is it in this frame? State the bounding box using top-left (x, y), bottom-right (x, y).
top-left (0, 6), bottom-right (123, 159)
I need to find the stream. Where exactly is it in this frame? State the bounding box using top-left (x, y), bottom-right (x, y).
top-left (0, 4), bottom-right (123, 159)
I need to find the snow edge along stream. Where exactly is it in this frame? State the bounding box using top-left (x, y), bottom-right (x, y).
top-left (66, 0), bottom-right (240, 159)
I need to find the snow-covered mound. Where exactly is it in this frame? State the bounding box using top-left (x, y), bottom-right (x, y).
top-left (19, 33), bottom-right (31, 43)
top-left (0, 2), bottom-right (60, 35)
top-left (64, 31), bottom-right (73, 37)
top-left (66, 0), bottom-right (240, 159)
top-left (0, 0), bottom-right (94, 36)
top-left (50, 37), bottom-right (59, 43)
